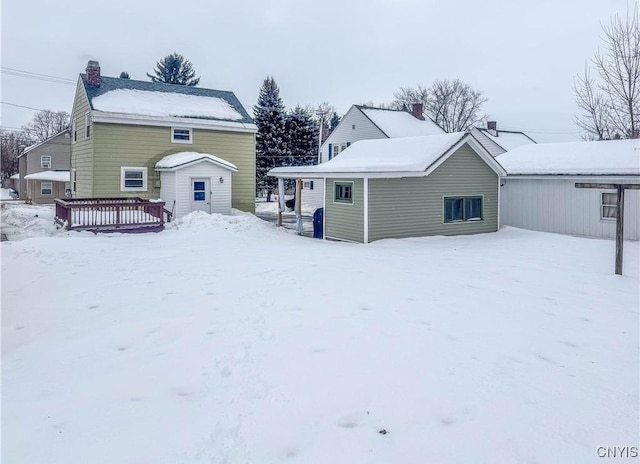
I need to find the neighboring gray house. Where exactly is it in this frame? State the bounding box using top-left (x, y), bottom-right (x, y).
top-left (470, 121), bottom-right (536, 157)
top-left (18, 129), bottom-right (71, 203)
top-left (499, 139), bottom-right (640, 240)
top-left (270, 132), bottom-right (506, 243)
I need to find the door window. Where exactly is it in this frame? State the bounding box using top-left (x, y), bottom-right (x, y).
top-left (193, 181), bottom-right (206, 201)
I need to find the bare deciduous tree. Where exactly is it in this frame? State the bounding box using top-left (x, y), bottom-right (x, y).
top-left (22, 109), bottom-right (70, 142)
top-left (390, 80), bottom-right (487, 132)
top-left (574, 6), bottom-right (640, 140)
top-left (1, 130), bottom-right (33, 181)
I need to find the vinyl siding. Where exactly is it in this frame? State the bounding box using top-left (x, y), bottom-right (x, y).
top-left (28, 180), bottom-right (67, 204)
top-left (324, 178), bottom-right (364, 242)
top-left (368, 143), bottom-right (499, 242)
top-left (500, 176), bottom-right (640, 240)
top-left (20, 132), bottom-right (71, 201)
top-left (159, 171), bottom-right (177, 216)
top-left (301, 178), bottom-right (324, 210)
top-left (170, 163), bottom-right (233, 217)
top-left (70, 82), bottom-right (94, 197)
top-left (91, 123), bottom-right (255, 212)
top-left (320, 107), bottom-right (386, 163)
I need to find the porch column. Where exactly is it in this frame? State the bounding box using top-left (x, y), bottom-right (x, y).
top-left (277, 178), bottom-right (285, 226)
top-left (295, 178), bottom-right (303, 235)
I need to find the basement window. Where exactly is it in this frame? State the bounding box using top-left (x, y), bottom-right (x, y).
top-left (171, 127), bottom-right (192, 144)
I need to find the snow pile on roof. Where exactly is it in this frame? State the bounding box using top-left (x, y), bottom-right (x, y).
top-left (479, 130), bottom-right (535, 151)
top-left (0, 203), bottom-right (66, 240)
top-left (271, 132), bottom-right (466, 174)
top-left (499, 139), bottom-right (640, 175)
top-left (9, 173), bottom-right (19, 180)
top-left (24, 171), bottom-right (70, 182)
top-left (92, 89), bottom-right (244, 120)
top-left (156, 152), bottom-right (238, 171)
top-left (362, 108), bottom-right (444, 137)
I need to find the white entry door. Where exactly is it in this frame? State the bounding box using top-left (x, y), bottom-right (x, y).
top-left (191, 178), bottom-right (211, 213)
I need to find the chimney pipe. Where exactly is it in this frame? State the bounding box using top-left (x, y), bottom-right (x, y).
top-left (411, 103), bottom-right (425, 120)
top-left (487, 120), bottom-right (498, 137)
top-left (86, 60), bottom-right (101, 87)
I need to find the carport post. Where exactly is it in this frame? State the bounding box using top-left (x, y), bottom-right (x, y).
top-left (277, 178), bottom-right (284, 227)
top-left (295, 178), bottom-right (303, 235)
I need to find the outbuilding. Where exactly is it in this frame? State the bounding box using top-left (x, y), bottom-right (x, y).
top-left (498, 139), bottom-right (640, 240)
top-left (269, 132), bottom-right (506, 243)
top-left (155, 152), bottom-right (237, 219)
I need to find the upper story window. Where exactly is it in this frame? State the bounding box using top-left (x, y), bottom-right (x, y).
top-left (120, 167), bottom-right (148, 192)
top-left (41, 155), bottom-right (51, 169)
top-left (72, 118), bottom-right (77, 144)
top-left (85, 112), bottom-right (91, 138)
top-left (171, 127), bottom-right (192, 144)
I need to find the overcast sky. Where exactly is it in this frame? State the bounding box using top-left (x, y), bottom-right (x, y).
top-left (1, 0), bottom-right (633, 142)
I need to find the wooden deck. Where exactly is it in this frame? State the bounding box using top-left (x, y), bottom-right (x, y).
top-left (55, 198), bottom-right (171, 233)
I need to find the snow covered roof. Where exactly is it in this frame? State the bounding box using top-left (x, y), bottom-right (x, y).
top-left (474, 128), bottom-right (536, 151)
top-left (82, 75), bottom-right (254, 125)
top-left (24, 170), bottom-right (70, 182)
top-left (499, 139), bottom-right (640, 176)
top-left (359, 106), bottom-right (444, 137)
top-left (155, 152), bottom-right (238, 172)
top-left (270, 132), bottom-right (505, 178)
top-left (10, 173), bottom-right (19, 180)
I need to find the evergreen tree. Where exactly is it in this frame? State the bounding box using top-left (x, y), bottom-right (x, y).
top-left (286, 106), bottom-right (318, 167)
top-left (119, 71), bottom-right (130, 79)
top-left (254, 76), bottom-right (288, 193)
top-left (147, 53), bottom-right (200, 86)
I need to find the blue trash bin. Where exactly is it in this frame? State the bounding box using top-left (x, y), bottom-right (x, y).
top-left (313, 208), bottom-right (324, 239)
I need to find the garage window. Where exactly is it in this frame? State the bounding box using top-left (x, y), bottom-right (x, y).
top-left (444, 196), bottom-right (483, 223)
top-left (334, 182), bottom-right (353, 204)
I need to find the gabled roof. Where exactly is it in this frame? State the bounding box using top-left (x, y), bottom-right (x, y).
top-left (356, 105), bottom-right (444, 137)
top-left (270, 132), bottom-right (505, 178)
top-left (155, 152), bottom-right (238, 172)
top-left (20, 129), bottom-right (70, 157)
top-left (498, 139), bottom-right (640, 176)
top-left (81, 75), bottom-right (254, 126)
top-left (473, 127), bottom-right (536, 152)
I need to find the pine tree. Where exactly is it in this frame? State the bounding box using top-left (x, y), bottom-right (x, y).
top-left (147, 53), bottom-right (200, 86)
top-left (286, 106), bottom-right (318, 167)
top-left (254, 77), bottom-right (288, 193)
top-left (119, 72), bottom-right (130, 79)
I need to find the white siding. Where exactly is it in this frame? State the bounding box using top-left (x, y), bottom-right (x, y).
top-left (301, 178), bottom-right (324, 211)
top-left (162, 161), bottom-right (233, 218)
top-left (159, 171), bottom-right (178, 216)
top-left (500, 176), bottom-right (640, 240)
top-left (320, 107), bottom-right (386, 163)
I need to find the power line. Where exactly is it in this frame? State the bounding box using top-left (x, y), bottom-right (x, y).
top-left (1, 67), bottom-right (76, 85)
top-left (2, 101), bottom-right (43, 111)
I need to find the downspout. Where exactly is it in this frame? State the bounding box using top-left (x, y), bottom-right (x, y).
top-left (364, 176), bottom-right (369, 244)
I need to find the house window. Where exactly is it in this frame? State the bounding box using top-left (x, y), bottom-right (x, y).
top-left (444, 196), bottom-right (483, 223)
top-left (72, 169), bottom-right (77, 192)
top-left (171, 128), bottom-right (192, 144)
top-left (334, 182), bottom-right (353, 204)
top-left (352, 124), bottom-right (356, 130)
top-left (41, 182), bottom-right (53, 196)
top-left (601, 192), bottom-right (617, 220)
top-left (72, 118), bottom-right (77, 143)
top-left (303, 181), bottom-right (314, 190)
top-left (85, 112), bottom-right (91, 138)
top-left (120, 167), bottom-right (148, 191)
top-left (41, 155), bottom-right (51, 168)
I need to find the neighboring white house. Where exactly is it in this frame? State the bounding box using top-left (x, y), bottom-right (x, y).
top-left (155, 152), bottom-right (237, 219)
top-left (499, 139), bottom-right (640, 240)
top-left (470, 121), bottom-right (536, 157)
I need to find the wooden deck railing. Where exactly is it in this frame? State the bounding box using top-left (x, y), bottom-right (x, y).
top-left (54, 197), bottom-right (171, 233)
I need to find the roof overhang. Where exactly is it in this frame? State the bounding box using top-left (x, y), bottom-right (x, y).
top-left (24, 170), bottom-right (70, 182)
top-left (156, 156), bottom-right (238, 172)
top-left (91, 111), bottom-right (258, 134)
top-left (502, 173), bottom-right (640, 180)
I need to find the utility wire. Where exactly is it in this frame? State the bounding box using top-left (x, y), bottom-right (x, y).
top-left (2, 101), bottom-right (43, 111)
top-left (1, 67), bottom-right (76, 85)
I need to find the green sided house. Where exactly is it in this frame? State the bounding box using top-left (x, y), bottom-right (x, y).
top-left (268, 132), bottom-right (506, 243)
top-left (70, 61), bottom-right (257, 213)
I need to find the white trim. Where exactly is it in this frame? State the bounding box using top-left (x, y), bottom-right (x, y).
top-left (497, 175), bottom-right (501, 228)
top-left (171, 127), bottom-right (193, 144)
top-left (502, 174), bottom-right (640, 180)
top-left (322, 178), bottom-right (326, 240)
top-left (41, 155), bottom-right (52, 169)
top-left (120, 166), bottom-right (148, 192)
top-left (333, 180), bottom-right (354, 204)
top-left (363, 177), bottom-right (369, 243)
top-left (40, 181), bottom-right (53, 196)
top-left (155, 156), bottom-right (238, 173)
top-left (91, 111), bottom-right (258, 133)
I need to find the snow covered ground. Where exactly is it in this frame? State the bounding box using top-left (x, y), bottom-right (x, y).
top-left (2, 204), bottom-right (638, 464)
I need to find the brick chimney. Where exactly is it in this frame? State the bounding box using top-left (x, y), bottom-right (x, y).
top-left (487, 120), bottom-right (498, 137)
top-left (411, 103), bottom-right (425, 120)
top-left (86, 60), bottom-right (101, 87)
